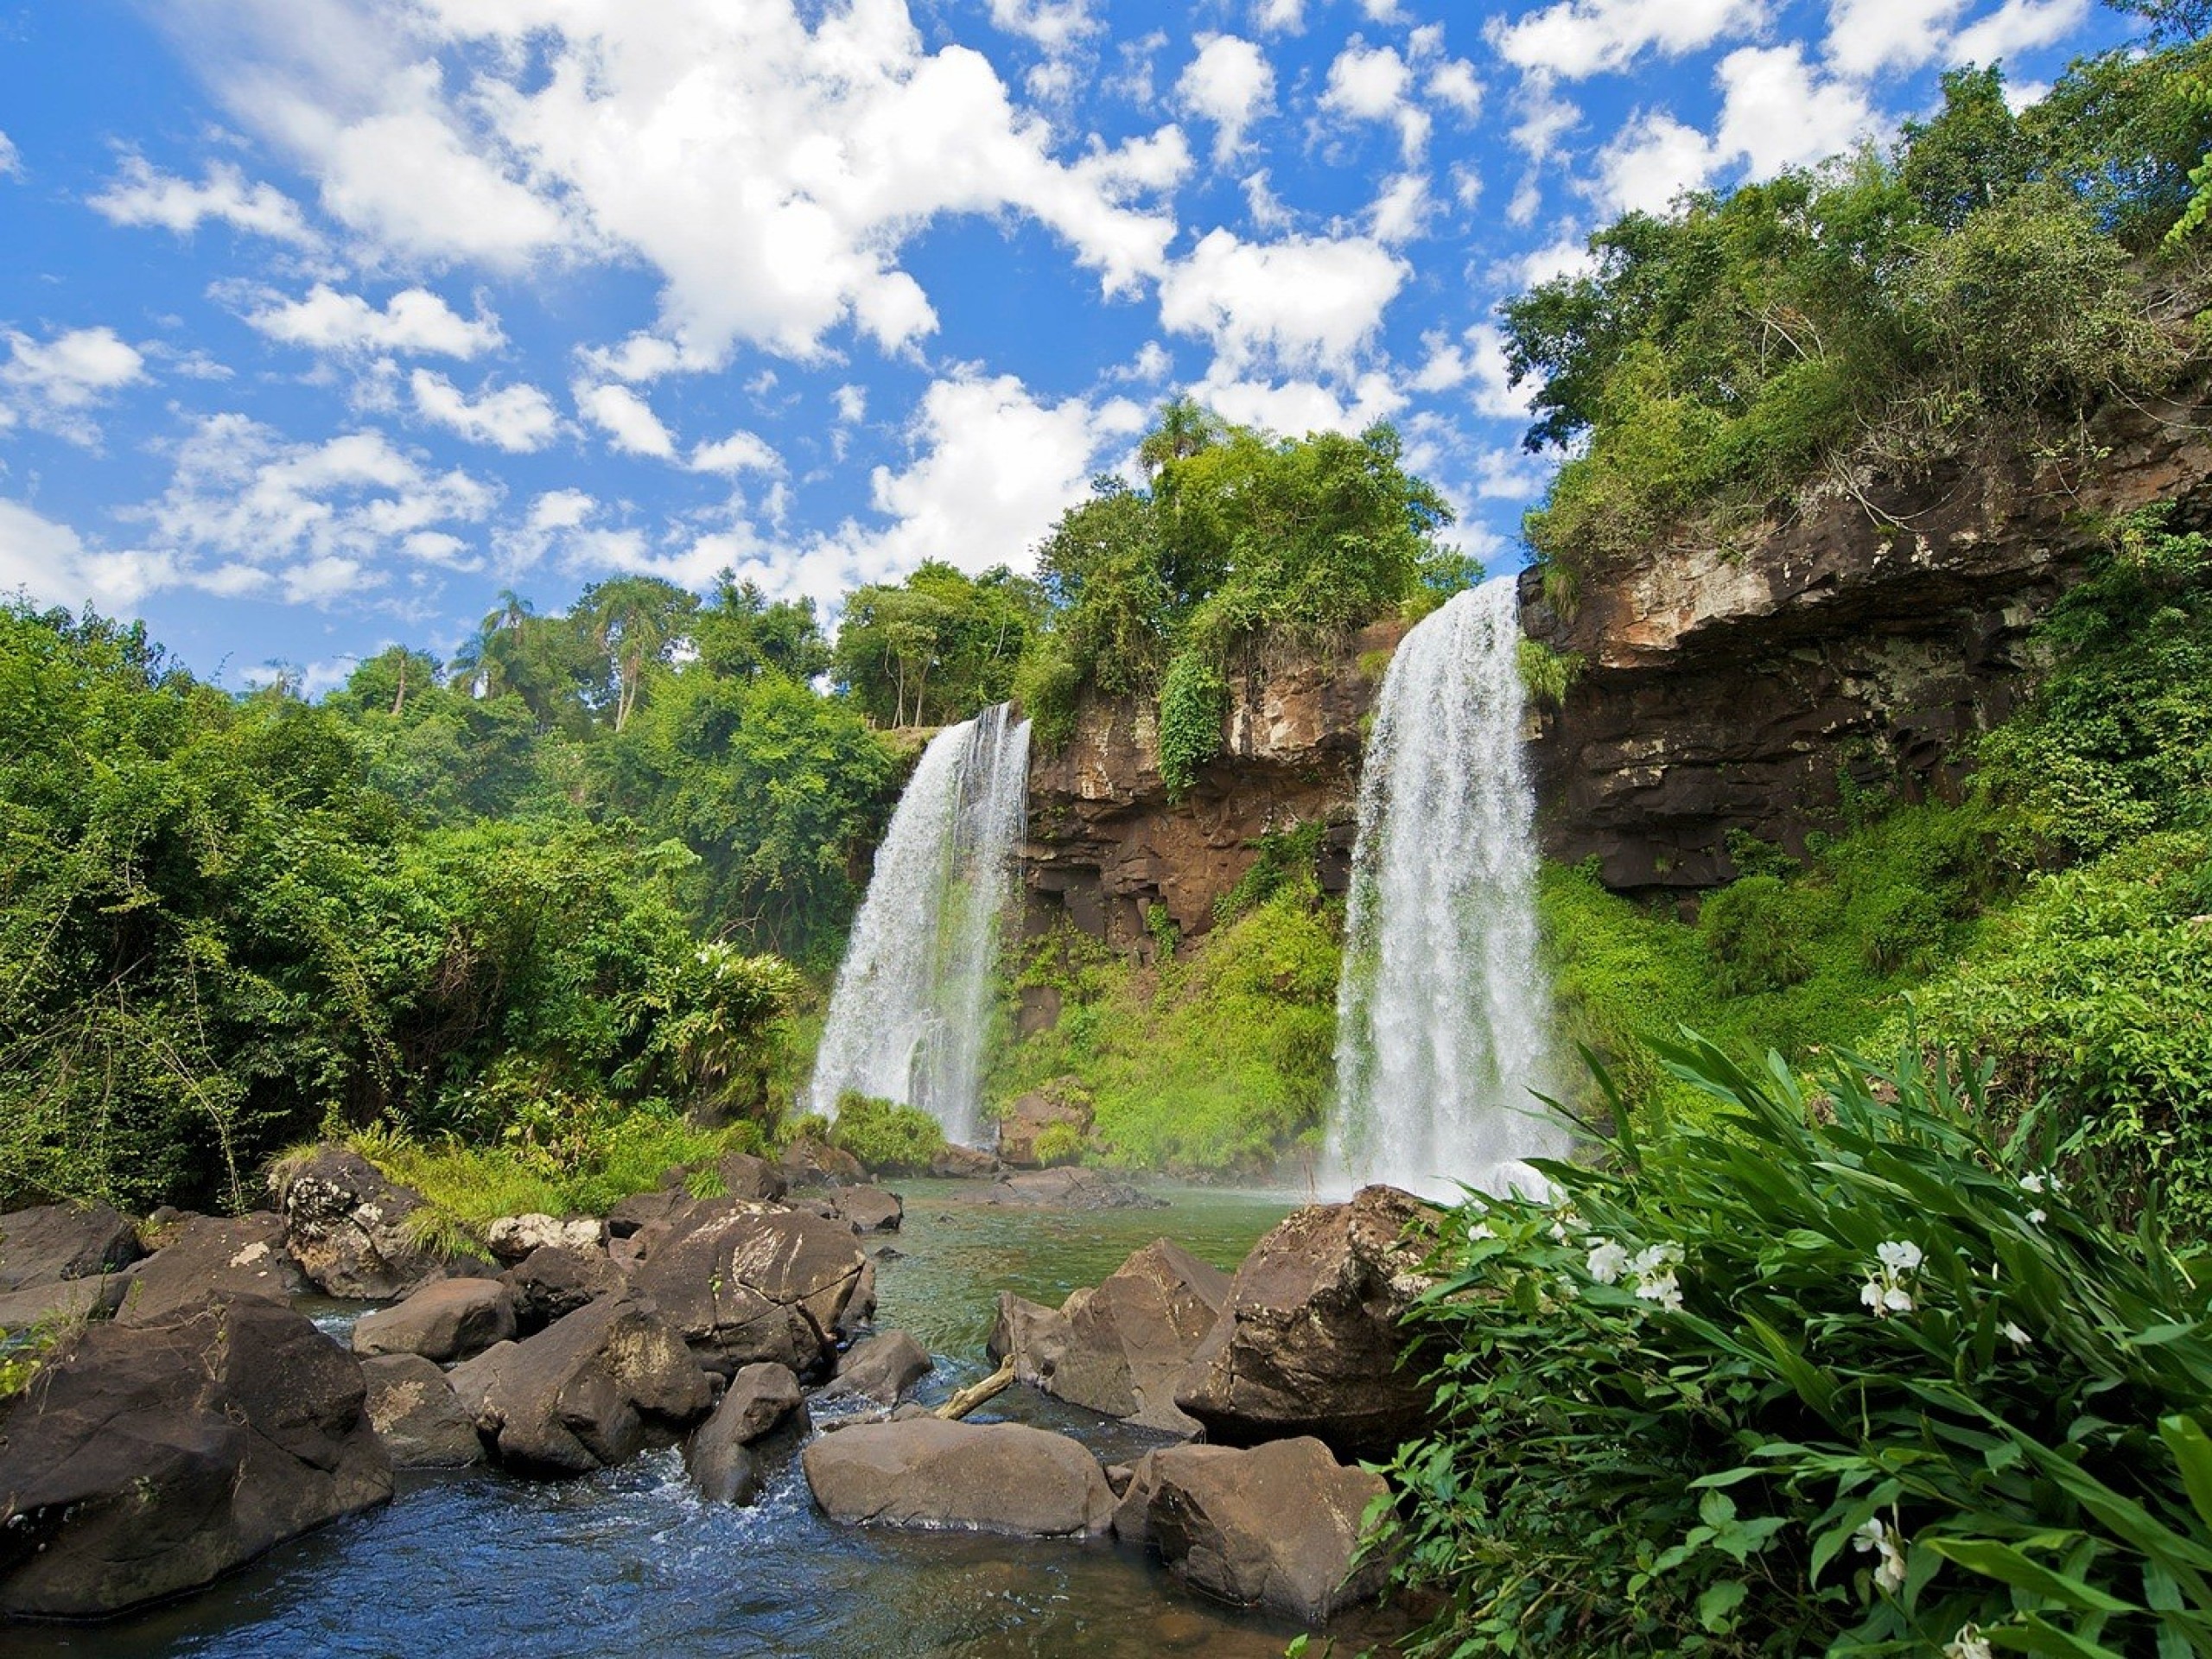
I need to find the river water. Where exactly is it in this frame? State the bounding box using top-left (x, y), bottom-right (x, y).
top-left (8, 1183), bottom-right (1340, 1659)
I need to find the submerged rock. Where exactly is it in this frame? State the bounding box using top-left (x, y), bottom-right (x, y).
top-left (269, 1147), bottom-right (455, 1300)
top-left (115, 1212), bottom-right (307, 1325)
top-left (0, 1294), bottom-right (391, 1619)
top-left (1124, 1437), bottom-right (1392, 1621)
top-left (801, 1418), bottom-right (1116, 1538)
top-left (362, 1352), bottom-right (484, 1468)
top-left (626, 1198), bottom-right (868, 1378)
top-left (352, 1277), bottom-right (517, 1364)
top-left (446, 1292), bottom-right (712, 1478)
top-left (684, 1361), bottom-right (807, 1504)
top-left (982, 1167), bottom-right (1165, 1211)
top-left (0, 1202), bottom-right (143, 1292)
top-left (1173, 1185), bottom-right (1439, 1461)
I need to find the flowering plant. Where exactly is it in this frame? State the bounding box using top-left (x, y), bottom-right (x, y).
top-left (1376, 1031), bottom-right (2212, 1657)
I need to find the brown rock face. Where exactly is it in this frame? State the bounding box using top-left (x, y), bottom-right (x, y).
top-left (0, 1203), bottom-right (143, 1292)
top-left (1125, 1437), bottom-right (1393, 1622)
top-left (1174, 1185), bottom-right (1439, 1461)
top-left (1522, 391), bottom-right (2212, 891)
top-left (116, 1212), bottom-right (308, 1324)
top-left (623, 1198), bottom-right (869, 1378)
top-left (996, 1084), bottom-right (1093, 1167)
top-left (801, 1418), bottom-right (1116, 1538)
top-left (1023, 620), bottom-right (1401, 952)
top-left (269, 1147), bottom-right (455, 1300)
top-left (0, 1294), bottom-right (392, 1618)
top-left (351, 1278), bottom-right (518, 1363)
top-left (362, 1352), bottom-right (485, 1468)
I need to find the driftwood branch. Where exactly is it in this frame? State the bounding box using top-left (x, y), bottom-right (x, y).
top-left (934, 1358), bottom-right (1016, 1421)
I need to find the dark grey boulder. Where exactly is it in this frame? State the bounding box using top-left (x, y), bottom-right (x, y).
top-left (1174, 1185), bottom-right (1439, 1461)
top-left (823, 1330), bottom-right (932, 1404)
top-left (445, 1292), bottom-right (712, 1478)
top-left (362, 1352), bottom-right (484, 1468)
top-left (499, 1243), bottom-right (626, 1335)
top-left (988, 1240), bottom-right (1227, 1433)
top-left (834, 1186), bottom-right (903, 1234)
top-left (606, 1185), bottom-right (692, 1239)
top-left (778, 1135), bottom-right (865, 1187)
top-left (683, 1361), bottom-right (807, 1504)
top-left (0, 1275), bottom-right (128, 1333)
top-left (0, 1202), bottom-right (143, 1292)
top-left (269, 1146), bottom-right (455, 1299)
top-left (352, 1277), bottom-right (517, 1363)
top-left (1139, 1437), bottom-right (1393, 1622)
top-left (626, 1198), bottom-right (868, 1378)
top-left (929, 1143), bottom-right (998, 1179)
top-left (715, 1151), bottom-right (788, 1204)
top-left (115, 1212), bottom-right (308, 1325)
top-left (0, 1293), bottom-right (391, 1618)
top-left (982, 1167), bottom-right (1165, 1211)
top-left (802, 1417), bottom-right (1115, 1538)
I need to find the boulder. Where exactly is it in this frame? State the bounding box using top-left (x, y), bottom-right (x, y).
top-left (995, 1084), bottom-right (1092, 1167)
top-left (987, 1291), bottom-right (1071, 1389)
top-left (0, 1203), bottom-right (143, 1291)
top-left (779, 1135), bottom-right (866, 1187)
top-left (0, 1294), bottom-right (391, 1618)
top-left (1044, 1240), bottom-right (1229, 1433)
top-left (836, 1255), bottom-right (879, 1340)
top-left (834, 1186), bottom-right (903, 1235)
top-left (1174, 1185), bottom-right (1438, 1461)
top-left (930, 1143), bottom-right (999, 1179)
top-left (485, 1213), bottom-right (603, 1264)
top-left (445, 1292), bottom-right (712, 1478)
top-left (0, 1275), bottom-right (129, 1333)
top-left (361, 1353), bottom-right (484, 1468)
top-left (823, 1331), bottom-right (932, 1404)
top-left (802, 1418), bottom-right (1116, 1538)
top-left (606, 1185), bottom-right (692, 1239)
top-left (715, 1151), bottom-right (788, 1204)
top-left (683, 1362), bottom-right (807, 1504)
top-left (1139, 1437), bottom-right (1393, 1622)
top-left (116, 1212), bottom-right (308, 1325)
top-left (626, 1198), bottom-right (868, 1378)
top-left (351, 1278), bottom-right (517, 1363)
top-left (269, 1147), bottom-right (453, 1299)
top-left (499, 1243), bottom-right (626, 1335)
top-left (982, 1166), bottom-right (1166, 1211)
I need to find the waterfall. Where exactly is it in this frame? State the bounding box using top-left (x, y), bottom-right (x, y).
top-left (1326, 578), bottom-right (1560, 1200)
top-left (807, 703), bottom-right (1032, 1147)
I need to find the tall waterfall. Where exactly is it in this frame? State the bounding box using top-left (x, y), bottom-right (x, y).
top-left (807, 703), bottom-right (1031, 1147)
top-left (1327, 578), bottom-right (1559, 1199)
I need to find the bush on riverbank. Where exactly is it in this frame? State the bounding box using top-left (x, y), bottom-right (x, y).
top-left (1383, 1033), bottom-right (2212, 1658)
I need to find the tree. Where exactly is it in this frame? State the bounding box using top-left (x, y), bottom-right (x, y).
top-left (580, 575), bottom-right (698, 732)
top-left (832, 562), bottom-right (1045, 728)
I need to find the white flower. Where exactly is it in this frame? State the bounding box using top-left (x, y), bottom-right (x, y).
top-left (2018, 1172), bottom-right (2046, 1194)
top-left (1629, 1243), bottom-right (1681, 1279)
top-left (1882, 1284), bottom-right (1915, 1314)
top-left (2001, 1320), bottom-right (2031, 1346)
top-left (1944, 1624), bottom-right (1994, 1659)
top-left (2028, 1207), bottom-right (2047, 1225)
top-left (1586, 1241), bottom-right (1629, 1284)
top-left (1635, 1271), bottom-right (1684, 1313)
top-left (1860, 1279), bottom-right (1885, 1312)
top-left (1854, 1517), bottom-right (1908, 1595)
top-left (1877, 1240), bottom-right (1924, 1274)
top-left (1471, 1223), bottom-right (1496, 1241)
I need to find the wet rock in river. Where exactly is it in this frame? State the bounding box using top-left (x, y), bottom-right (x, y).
top-left (626, 1198), bottom-right (868, 1378)
top-left (684, 1361), bottom-right (807, 1504)
top-left (499, 1243), bottom-right (626, 1335)
top-left (822, 1330), bottom-right (932, 1405)
top-left (269, 1146), bottom-right (461, 1300)
top-left (802, 1417), bottom-right (1116, 1538)
top-left (352, 1277), bottom-right (517, 1364)
top-left (363, 1352), bottom-right (485, 1468)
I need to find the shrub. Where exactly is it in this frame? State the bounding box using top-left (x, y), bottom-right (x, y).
top-left (1031, 1121), bottom-right (1084, 1166)
top-left (1157, 649), bottom-right (1228, 800)
top-left (828, 1091), bottom-right (946, 1174)
top-left (1382, 1033), bottom-right (2212, 1658)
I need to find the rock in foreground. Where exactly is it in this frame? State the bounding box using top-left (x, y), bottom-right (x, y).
top-left (1174, 1185), bottom-right (1438, 1460)
top-left (626, 1199), bottom-right (868, 1377)
top-left (447, 1292), bottom-right (711, 1478)
top-left (352, 1277), bottom-right (517, 1363)
top-left (802, 1418), bottom-right (1115, 1538)
top-left (115, 1212), bottom-right (307, 1325)
top-left (684, 1361), bottom-right (807, 1504)
top-left (0, 1294), bottom-right (391, 1618)
top-left (1121, 1437), bottom-right (1392, 1622)
top-left (362, 1353), bottom-right (485, 1468)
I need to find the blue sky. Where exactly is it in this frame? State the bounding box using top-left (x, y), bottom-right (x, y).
top-left (0, 0), bottom-right (2130, 690)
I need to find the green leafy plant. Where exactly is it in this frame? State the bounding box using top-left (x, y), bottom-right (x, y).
top-left (827, 1091), bottom-right (946, 1174)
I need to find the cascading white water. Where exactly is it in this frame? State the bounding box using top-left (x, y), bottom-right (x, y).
top-left (1326, 577), bottom-right (1560, 1200)
top-left (807, 703), bottom-right (1031, 1147)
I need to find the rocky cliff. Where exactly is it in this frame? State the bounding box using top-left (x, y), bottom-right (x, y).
top-left (1519, 387), bottom-right (2212, 893)
top-left (1021, 618), bottom-right (1402, 955)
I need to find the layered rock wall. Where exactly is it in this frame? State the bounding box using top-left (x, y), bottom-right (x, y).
top-left (1020, 618), bottom-right (1402, 954)
top-left (1519, 389), bottom-right (2212, 892)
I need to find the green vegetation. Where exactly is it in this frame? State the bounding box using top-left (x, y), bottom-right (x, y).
top-left (825, 1091), bottom-right (948, 1174)
top-left (1503, 47), bottom-right (2209, 588)
top-left (831, 562), bottom-right (1044, 729)
top-left (1384, 1033), bottom-right (2212, 1658)
top-left (1016, 410), bottom-right (1463, 769)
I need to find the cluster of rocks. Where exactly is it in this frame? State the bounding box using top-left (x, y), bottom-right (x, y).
top-left (798, 1183), bottom-right (1438, 1628)
top-left (0, 1143), bottom-right (925, 1620)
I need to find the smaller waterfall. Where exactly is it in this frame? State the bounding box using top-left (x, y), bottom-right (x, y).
top-left (1327, 578), bottom-right (1560, 1199)
top-left (807, 703), bottom-right (1031, 1147)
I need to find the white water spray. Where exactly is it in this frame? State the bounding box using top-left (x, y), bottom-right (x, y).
top-left (1327, 578), bottom-right (1560, 1199)
top-left (807, 704), bottom-right (1031, 1147)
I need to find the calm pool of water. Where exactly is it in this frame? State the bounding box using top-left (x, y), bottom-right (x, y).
top-left (6, 1182), bottom-right (1373, 1659)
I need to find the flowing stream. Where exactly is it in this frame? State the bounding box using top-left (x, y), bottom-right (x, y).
top-left (12, 1186), bottom-right (1302, 1659)
top-left (1327, 577), bottom-right (1560, 1199)
top-left (807, 706), bottom-right (1031, 1147)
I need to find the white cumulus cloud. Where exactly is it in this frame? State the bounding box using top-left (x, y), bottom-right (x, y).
top-left (1491, 0), bottom-right (1770, 80)
top-left (690, 429), bottom-right (783, 476)
top-left (1158, 228), bottom-right (1408, 379)
top-left (245, 285), bottom-right (505, 359)
top-left (89, 154), bottom-right (319, 245)
top-left (0, 499), bottom-right (177, 612)
top-left (576, 382), bottom-right (678, 459)
top-left (1, 326), bottom-right (149, 445)
top-left (410, 370), bottom-right (562, 452)
top-left (1322, 39), bottom-right (1430, 159)
top-left (1178, 35), bottom-right (1275, 163)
